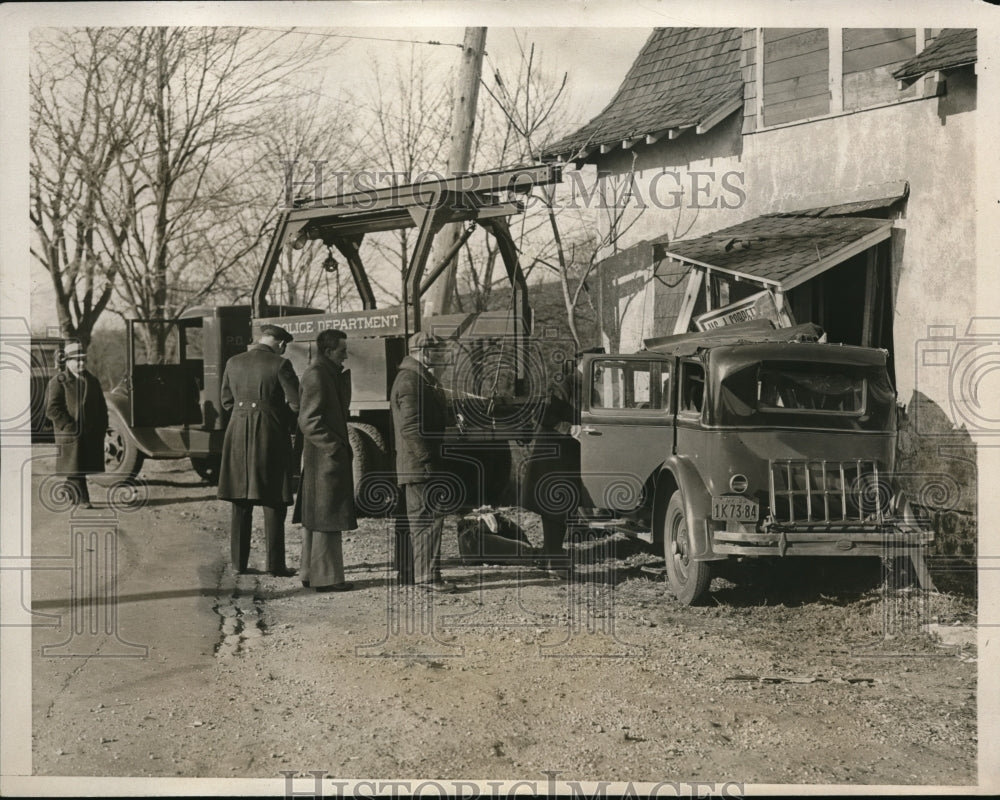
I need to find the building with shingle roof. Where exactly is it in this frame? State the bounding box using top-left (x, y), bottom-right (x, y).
top-left (546, 28), bottom-right (744, 162)
top-left (542, 26), bottom-right (977, 430)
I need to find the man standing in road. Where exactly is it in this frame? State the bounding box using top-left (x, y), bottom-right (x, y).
top-left (45, 342), bottom-right (109, 509)
top-left (217, 324), bottom-right (299, 577)
top-left (390, 331), bottom-right (456, 593)
top-left (293, 328), bottom-right (357, 592)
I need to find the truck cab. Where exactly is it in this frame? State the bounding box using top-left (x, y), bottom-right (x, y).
top-left (576, 322), bottom-right (931, 604)
top-left (104, 303), bottom-right (318, 483)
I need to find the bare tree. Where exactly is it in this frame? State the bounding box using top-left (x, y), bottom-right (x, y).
top-left (343, 50), bottom-right (453, 306)
top-left (217, 91), bottom-right (362, 311)
top-left (31, 26), bottom-right (331, 360)
top-left (30, 28), bottom-right (145, 348)
top-left (473, 37), bottom-right (639, 350)
top-left (439, 38), bottom-right (571, 315)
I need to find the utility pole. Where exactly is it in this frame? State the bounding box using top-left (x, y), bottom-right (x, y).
top-left (425, 27), bottom-right (487, 317)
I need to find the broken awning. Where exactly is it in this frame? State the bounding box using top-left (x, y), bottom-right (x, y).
top-left (653, 215), bottom-right (893, 291)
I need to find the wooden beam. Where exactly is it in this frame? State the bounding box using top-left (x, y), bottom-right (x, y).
top-left (622, 137), bottom-right (641, 149)
top-left (781, 224), bottom-right (892, 291)
top-left (828, 28), bottom-right (843, 115)
top-left (645, 131), bottom-right (666, 145)
top-left (668, 126), bottom-right (693, 140)
top-left (657, 248), bottom-right (782, 288)
top-left (861, 248), bottom-right (877, 346)
top-left (925, 70), bottom-right (946, 97)
top-left (695, 97), bottom-right (743, 134)
top-left (599, 142), bottom-right (615, 154)
top-left (672, 267), bottom-right (704, 334)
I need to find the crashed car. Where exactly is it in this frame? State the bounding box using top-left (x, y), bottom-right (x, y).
top-left (574, 321), bottom-right (931, 604)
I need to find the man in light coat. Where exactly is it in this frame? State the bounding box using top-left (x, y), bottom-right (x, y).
top-left (293, 328), bottom-right (357, 592)
top-left (217, 324), bottom-right (299, 576)
top-left (45, 342), bottom-right (109, 509)
top-left (390, 331), bottom-right (456, 593)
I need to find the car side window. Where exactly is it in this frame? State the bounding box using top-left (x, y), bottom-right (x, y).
top-left (591, 360), bottom-right (664, 411)
top-left (679, 361), bottom-right (705, 414)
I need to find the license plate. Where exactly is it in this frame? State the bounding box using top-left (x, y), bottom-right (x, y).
top-left (712, 495), bottom-right (759, 522)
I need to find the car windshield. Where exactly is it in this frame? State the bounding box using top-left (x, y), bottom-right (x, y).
top-left (715, 361), bottom-right (895, 430)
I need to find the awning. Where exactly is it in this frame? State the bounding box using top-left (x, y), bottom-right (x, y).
top-left (653, 215), bottom-right (893, 291)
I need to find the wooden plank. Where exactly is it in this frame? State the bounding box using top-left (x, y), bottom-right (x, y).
top-left (673, 267), bottom-right (705, 334)
top-left (843, 37), bottom-right (916, 74)
top-left (762, 70), bottom-right (828, 104)
top-left (764, 49), bottom-right (829, 85)
top-left (844, 66), bottom-right (917, 109)
top-left (843, 28), bottom-right (914, 52)
top-left (763, 28), bottom-right (828, 63)
top-left (763, 28), bottom-right (819, 45)
top-left (861, 248), bottom-right (876, 347)
top-left (763, 93), bottom-right (830, 125)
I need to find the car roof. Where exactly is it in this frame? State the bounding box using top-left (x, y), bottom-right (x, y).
top-left (642, 320), bottom-right (825, 357)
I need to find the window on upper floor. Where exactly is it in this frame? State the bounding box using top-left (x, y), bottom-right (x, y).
top-left (759, 28), bottom-right (926, 127)
top-left (842, 29), bottom-right (917, 110)
top-left (761, 29), bottom-right (831, 126)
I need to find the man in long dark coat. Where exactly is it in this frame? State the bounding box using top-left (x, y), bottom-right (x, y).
top-left (45, 342), bottom-right (108, 509)
top-left (293, 328), bottom-right (357, 592)
top-left (390, 331), bottom-right (456, 593)
top-left (523, 359), bottom-right (585, 575)
top-left (217, 324), bottom-right (299, 577)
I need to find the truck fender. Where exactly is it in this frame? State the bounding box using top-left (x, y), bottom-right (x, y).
top-left (103, 392), bottom-right (157, 457)
top-left (658, 455), bottom-right (723, 562)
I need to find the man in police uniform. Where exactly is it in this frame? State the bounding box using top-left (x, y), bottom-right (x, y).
top-left (217, 324), bottom-right (299, 576)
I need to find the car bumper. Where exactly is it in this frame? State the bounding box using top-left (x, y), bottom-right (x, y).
top-left (711, 526), bottom-right (933, 557)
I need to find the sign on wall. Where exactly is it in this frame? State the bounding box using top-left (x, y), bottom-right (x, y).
top-left (694, 289), bottom-right (782, 331)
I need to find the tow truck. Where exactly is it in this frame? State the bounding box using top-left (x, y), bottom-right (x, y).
top-left (103, 164), bottom-right (563, 510)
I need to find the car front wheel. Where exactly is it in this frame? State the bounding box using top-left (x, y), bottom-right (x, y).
top-left (98, 406), bottom-right (144, 484)
top-left (663, 490), bottom-right (712, 605)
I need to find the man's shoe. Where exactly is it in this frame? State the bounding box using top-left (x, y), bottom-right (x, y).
top-left (417, 581), bottom-right (457, 594)
top-left (237, 567), bottom-right (263, 575)
top-left (269, 568), bottom-right (298, 578)
top-left (315, 582), bottom-right (354, 592)
top-left (301, 580), bottom-right (310, 588)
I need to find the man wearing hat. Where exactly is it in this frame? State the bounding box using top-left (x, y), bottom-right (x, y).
top-left (45, 342), bottom-right (109, 509)
top-left (217, 324), bottom-right (300, 576)
top-left (390, 330), bottom-right (456, 592)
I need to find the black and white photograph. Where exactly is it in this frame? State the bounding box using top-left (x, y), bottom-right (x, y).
top-left (1, 1), bottom-right (997, 796)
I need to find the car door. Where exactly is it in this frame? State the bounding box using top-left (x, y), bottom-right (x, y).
top-left (577, 353), bottom-right (674, 511)
top-left (128, 319), bottom-right (203, 428)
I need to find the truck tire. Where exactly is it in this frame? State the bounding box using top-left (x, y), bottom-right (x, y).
top-left (347, 422), bottom-right (388, 471)
top-left (190, 455), bottom-right (221, 485)
top-left (99, 406), bottom-right (144, 484)
top-left (664, 490), bottom-right (712, 605)
top-left (347, 425), bottom-right (371, 490)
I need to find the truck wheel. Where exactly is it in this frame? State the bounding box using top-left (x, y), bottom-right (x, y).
top-left (348, 422), bottom-right (388, 470)
top-left (190, 455), bottom-right (221, 485)
top-left (347, 425), bottom-right (371, 488)
top-left (664, 490), bottom-right (711, 605)
top-left (99, 406), bottom-right (144, 484)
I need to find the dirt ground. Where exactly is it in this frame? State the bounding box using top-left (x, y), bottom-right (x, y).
top-left (27, 456), bottom-right (978, 791)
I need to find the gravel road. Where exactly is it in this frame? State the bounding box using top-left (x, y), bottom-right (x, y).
top-left (28, 457), bottom-right (978, 791)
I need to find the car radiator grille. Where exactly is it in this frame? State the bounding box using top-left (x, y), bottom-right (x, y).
top-left (768, 459), bottom-right (889, 525)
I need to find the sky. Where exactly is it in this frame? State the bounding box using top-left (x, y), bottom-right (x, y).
top-left (9, 1), bottom-right (997, 333)
top-left (19, 20), bottom-right (652, 333)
